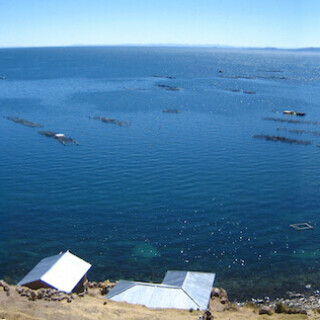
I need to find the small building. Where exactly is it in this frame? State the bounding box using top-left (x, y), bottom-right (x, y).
top-left (106, 270), bottom-right (216, 310)
top-left (17, 251), bottom-right (91, 293)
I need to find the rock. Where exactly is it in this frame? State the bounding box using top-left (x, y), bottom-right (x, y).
top-left (209, 288), bottom-right (230, 312)
top-left (259, 306), bottom-right (272, 315)
top-left (51, 296), bottom-right (60, 301)
top-left (100, 286), bottom-right (110, 295)
top-left (286, 308), bottom-right (307, 314)
top-left (202, 310), bottom-right (213, 320)
top-left (0, 280), bottom-right (10, 294)
top-left (275, 302), bottom-right (288, 313)
top-left (211, 288), bottom-right (220, 297)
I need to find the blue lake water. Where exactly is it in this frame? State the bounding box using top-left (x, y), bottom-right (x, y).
top-left (1, 47), bottom-right (320, 299)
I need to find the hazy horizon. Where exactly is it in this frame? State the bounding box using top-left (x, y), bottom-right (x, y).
top-left (1, 0), bottom-right (320, 49)
top-left (1, 43), bottom-right (320, 50)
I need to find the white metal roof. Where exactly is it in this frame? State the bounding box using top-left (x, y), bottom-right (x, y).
top-left (106, 270), bottom-right (215, 310)
top-left (163, 271), bottom-right (216, 310)
top-left (17, 251), bottom-right (91, 293)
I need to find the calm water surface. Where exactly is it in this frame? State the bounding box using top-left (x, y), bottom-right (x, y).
top-left (1, 47), bottom-right (320, 299)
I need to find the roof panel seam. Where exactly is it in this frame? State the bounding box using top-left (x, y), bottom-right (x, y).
top-left (181, 288), bottom-right (202, 309)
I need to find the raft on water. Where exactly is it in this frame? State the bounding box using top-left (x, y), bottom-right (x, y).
top-left (290, 223), bottom-right (314, 231)
top-left (5, 116), bottom-right (43, 128)
top-left (226, 89), bottom-right (256, 94)
top-left (89, 116), bottom-right (129, 126)
top-left (163, 109), bottom-right (181, 114)
top-left (263, 117), bottom-right (320, 125)
top-left (253, 134), bottom-right (312, 145)
top-left (152, 75), bottom-right (176, 79)
top-left (156, 84), bottom-right (180, 91)
top-left (277, 127), bottom-right (320, 137)
top-left (38, 131), bottom-right (79, 146)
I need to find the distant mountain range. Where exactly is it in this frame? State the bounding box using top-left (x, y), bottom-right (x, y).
top-left (69, 44), bottom-right (320, 52)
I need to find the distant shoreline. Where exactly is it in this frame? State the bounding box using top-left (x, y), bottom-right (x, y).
top-left (0, 44), bottom-right (320, 52)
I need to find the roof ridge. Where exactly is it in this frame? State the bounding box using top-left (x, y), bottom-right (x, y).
top-left (181, 287), bottom-right (201, 309)
top-left (118, 280), bottom-right (181, 289)
top-left (181, 272), bottom-right (203, 308)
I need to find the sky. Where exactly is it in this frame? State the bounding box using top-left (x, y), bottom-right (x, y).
top-left (0, 0), bottom-right (319, 48)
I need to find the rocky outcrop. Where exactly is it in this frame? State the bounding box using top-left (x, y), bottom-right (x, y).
top-left (258, 306), bottom-right (272, 315)
top-left (208, 287), bottom-right (230, 312)
top-left (15, 286), bottom-right (76, 302)
top-left (0, 280), bottom-right (10, 296)
top-left (87, 280), bottom-right (115, 295)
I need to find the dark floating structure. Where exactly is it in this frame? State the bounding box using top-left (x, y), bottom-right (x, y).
top-left (253, 134), bottom-right (312, 145)
top-left (258, 69), bottom-right (284, 73)
top-left (163, 109), bottom-right (181, 114)
top-left (263, 117), bottom-right (320, 125)
top-left (89, 116), bottom-right (129, 126)
top-left (257, 75), bottom-right (287, 80)
top-left (218, 74), bottom-right (286, 80)
top-left (152, 75), bottom-right (176, 79)
top-left (5, 116), bottom-right (43, 128)
top-left (290, 223), bottom-right (314, 231)
top-left (218, 75), bottom-right (255, 80)
top-left (283, 110), bottom-right (306, 116)
top-left (224, 89), bottom-right (256, 94)
top-left (0, 76), bottom-right (7, 80)
top-left (38, 131), bottom-right (79, 146)
top-left (277, 127), bottom-right (320, 137)
top-left (156, 84), bottom-right (180, 91)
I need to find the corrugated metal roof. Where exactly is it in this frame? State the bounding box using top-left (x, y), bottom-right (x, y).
top-left (106, 281), bottom-right (199, 309)
top-left (17, 251), bottom-right (91, 293)
top-left (163, 271), bottom-right (215, 309)
top-left (106, 270), bottom-right (216, 310)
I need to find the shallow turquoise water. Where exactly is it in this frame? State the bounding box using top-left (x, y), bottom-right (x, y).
top-left (1, 47), bottom-right (320, 299)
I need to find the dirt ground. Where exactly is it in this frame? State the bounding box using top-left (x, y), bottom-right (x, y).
top-left (0, 286), bottom-right (314, 320)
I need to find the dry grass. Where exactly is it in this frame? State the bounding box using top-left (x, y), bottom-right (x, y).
top-left (0, 286), bottom-right (312, 320)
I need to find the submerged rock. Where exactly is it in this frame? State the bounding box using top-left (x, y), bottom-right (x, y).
top-left (38, 131), bottom-right (79, 146)
top-left (5, 116), bottom-right (43, 128)
top-left (89, 116), bottom-right (129, 126)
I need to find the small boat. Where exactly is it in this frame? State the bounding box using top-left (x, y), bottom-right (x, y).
top-left (283, 110), bottom-right (305, 116)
